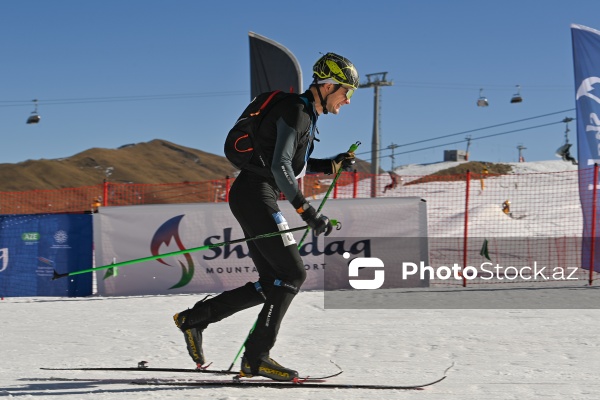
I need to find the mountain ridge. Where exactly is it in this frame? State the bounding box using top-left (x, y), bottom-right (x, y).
top-left (0, 139), bottom-right (376, 192)
top-left (0, 139), bottom-right (236, 192)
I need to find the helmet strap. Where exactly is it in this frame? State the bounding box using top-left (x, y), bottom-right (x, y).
top-left (316, 83), bottom-right (341, 115)
top-left (315, 82), bottom-right (328, 115)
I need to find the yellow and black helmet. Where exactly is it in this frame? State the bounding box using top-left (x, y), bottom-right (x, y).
top-left (312, 52), bottom-right (359, 89)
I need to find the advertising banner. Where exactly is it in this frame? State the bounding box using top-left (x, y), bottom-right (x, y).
top-left (94, 198), bottom-right (427, 296)
top-left (0, 213), bottom-right (93, 297)
top-left (572, 24), bottom-right (600, 272)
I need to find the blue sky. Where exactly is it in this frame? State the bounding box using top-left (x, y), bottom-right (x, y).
top-left (1, 1), bottom-right (599, 171)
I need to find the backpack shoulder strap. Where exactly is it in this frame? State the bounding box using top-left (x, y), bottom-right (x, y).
top-left (250, 90), bottom-right (282, 117)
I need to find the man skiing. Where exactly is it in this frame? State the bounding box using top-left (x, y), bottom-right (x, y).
top-left (174, 52), bottom-right (359, 381)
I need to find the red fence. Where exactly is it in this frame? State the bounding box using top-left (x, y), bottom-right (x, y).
top-left (1, 167), bottom-right (595, 285)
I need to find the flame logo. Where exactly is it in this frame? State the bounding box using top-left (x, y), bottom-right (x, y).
top-left (150, 214), bottom-right (194, 289)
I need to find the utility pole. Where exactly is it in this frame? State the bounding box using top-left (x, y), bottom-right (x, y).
top-left (387, 143), bottom-right (399, 171)
top-left (465, 135), bottom-right (472, 161)
top-left (563, 117), bottom-right (574, 144)
top-left (359, 72), bottom-right (393, 197)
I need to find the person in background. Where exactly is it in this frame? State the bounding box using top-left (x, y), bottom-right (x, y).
top-left (502, 200), bottom-right (511, 215)
top-left (383, 171), bottom-right (401, 193)
top-left (91, 197), bottom-right (102, 213)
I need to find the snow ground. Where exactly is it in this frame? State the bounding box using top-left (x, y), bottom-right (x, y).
top-left (1, 291), bottom-right (600, 400)
top-left (393, 159), bottom-right (579, 176)
top-left (1, 159), bottom-right (599, 399)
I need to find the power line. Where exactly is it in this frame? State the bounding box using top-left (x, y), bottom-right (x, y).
top-left (354, 108), bottom-right (575, 157)
top-left (0, 91), bottom-right (248, 107)
top-left (358, 119), bottom-right (569, 162)
top-left (396, 121), bottom-right (565, 156)
top-left (386, 81), bottom-right (572, 92)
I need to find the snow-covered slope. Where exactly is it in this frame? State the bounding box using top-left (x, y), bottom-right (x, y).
top-left (393, 159), bottom-right (578, 176)
top-left (0, 160), bottom-right (597, 400)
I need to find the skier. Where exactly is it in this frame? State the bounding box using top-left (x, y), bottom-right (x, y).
top-left (91, 197), bottom-right (102, 213)
top-left (383, 172), bottom-right (401, 193)
top-left (173, 53), bottom-right (359, 381)
top-left (480, 166), bottom-right (489, 191)
top-left (502, 200), bottom-right (511, 215)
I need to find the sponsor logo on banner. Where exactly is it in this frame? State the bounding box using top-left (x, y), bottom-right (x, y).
top-left (150, 215), bottom-right (195, 289)
top-left (575, 78), bottom-right (600, 160)
top-left (150, 214), bottom-right (372, 289)
top-left (36, 257), bottom-right (55, 277)
top-left (51, 230), bottom-right (71, 249)
top-left (21, 232), bottom-right (40, 244)
top-left (200, 227), bottom-right (371, 261)
top-left (0, 248), bottom-right (8, 272)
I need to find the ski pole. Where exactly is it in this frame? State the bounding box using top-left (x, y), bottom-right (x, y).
top-left (51, 223), bottom-right (336, 280)
top-left (297, 141), bottom-right (361, 247)
top-left (227, 141), bottom-right (360, 371)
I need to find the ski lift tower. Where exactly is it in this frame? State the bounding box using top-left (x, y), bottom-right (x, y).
top-left (387, 142), bottom-right (399, 171)
top-left (517, 144), bottom-right (527, 162)
top-left (465, 135), bottom-right (472, 160)
top-left (359, 72), bottom-right (393, 197)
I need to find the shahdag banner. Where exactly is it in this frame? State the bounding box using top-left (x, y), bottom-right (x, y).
top-left (94, 198), bottom-right (427, 296)
top-left (572, 24), bottom-right (600, 272)
top-left (249, 31), bottom-right (302, 99)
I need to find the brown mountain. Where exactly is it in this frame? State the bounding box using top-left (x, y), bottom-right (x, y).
top-left (0, 139), bottom-right (376, 192)
top-left (0, 139), bottom-right (237, 192)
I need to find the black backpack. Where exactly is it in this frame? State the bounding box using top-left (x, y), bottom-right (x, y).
top-left (224, 90), bottom-right (290, 175)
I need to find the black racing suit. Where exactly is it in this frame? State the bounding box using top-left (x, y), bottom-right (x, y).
top-left (188, 90), bottom-right (331, 370)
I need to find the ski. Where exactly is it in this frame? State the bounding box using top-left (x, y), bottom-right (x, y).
top-left (40, 360), bottom-right (343, 380)
top-left (41, 366), bottom-right (238, 375)
top-left (131, 375), bottom-right (446, 390)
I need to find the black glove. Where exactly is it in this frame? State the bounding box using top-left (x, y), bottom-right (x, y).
top-left (298, 203), bottom-right (333, 236)
top-left (331, 152), bottom-right (355, 174)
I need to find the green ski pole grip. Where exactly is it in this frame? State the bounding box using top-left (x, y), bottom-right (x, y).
top-left (348, 141), bottom-right (360, 153)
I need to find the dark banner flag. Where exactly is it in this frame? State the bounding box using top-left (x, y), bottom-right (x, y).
top-left (249, 31), bottom-right (302, 99)
top-left (572, 24), bottom-right (600, 272)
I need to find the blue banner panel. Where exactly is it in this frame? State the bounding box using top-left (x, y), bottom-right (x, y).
top-left (0, 213), bottom-right (93, 297)
top-left (572, 24), bottom-right (600, 272)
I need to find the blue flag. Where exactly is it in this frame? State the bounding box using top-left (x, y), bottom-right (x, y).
top-left (572, 24), bottom-right (600, 272)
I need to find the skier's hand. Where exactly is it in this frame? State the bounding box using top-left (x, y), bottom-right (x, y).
top-left (298, 203), bottom-right (333, 236)
top-left (331, 152), bottom-right (355, 174)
